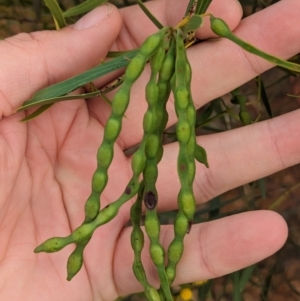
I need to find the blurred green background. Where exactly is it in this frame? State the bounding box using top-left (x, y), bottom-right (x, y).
top-left (0, 1), bottom-right (300, 300)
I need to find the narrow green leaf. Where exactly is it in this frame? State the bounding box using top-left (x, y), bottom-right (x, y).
top-left (261, 265), bottom-right (276, 300)
top-left (197, 280), bottom-right (211, 301)
top-left (135, 0), bottom-right (163, 29)
top-left (107, 50), bottom-right (134, 58)
top-left (19, 90), bottom-right (101, 111)
top-left (63, 0), bottom-right (107, 18)
top-left (19, 49), bottom-right (138, 109)
top-left (195, 0), bottom-right (213, 15)
top-left (21, 104), bottom-right (53, 122)
top-left (239, 265), bottom-right (255, 292)
top-left (44, 0), bottom-right (66, 29)
top-left (232, 271), bottom-right (242, 301)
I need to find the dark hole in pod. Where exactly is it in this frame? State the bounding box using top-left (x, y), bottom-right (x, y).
top-left (187, 221), bottom-right (192, 234)
top-left (144, 191), bottom-right (157, 210)
top-left (125, 186), bottom-right (132, 195)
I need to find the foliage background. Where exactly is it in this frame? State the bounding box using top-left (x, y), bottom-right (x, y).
top-left (0, 0), bottom-right (300, 300)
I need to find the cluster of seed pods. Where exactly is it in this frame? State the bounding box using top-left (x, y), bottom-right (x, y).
top-left (35, 14), bottom-right (294, 301)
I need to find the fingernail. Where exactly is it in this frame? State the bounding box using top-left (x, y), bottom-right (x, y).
top-left (73, 4), bottom-right (113, 30)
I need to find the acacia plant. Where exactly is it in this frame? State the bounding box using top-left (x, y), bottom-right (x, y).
top-left (17, 0), bottom-right (300, 300)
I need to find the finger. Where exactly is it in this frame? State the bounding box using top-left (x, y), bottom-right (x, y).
top-left (113, 210), bottom-right (287, 295)
top-left (93, 0), bottom-right (300, 150)
top-left (0, 4), bottom-right (122, 118)
top-left (154, 109), bottom-right (300, 212)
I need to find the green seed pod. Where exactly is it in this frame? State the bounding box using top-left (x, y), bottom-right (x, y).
top-left (145, 206), bottom-right (173, 301)
top-left (131, 149), bottom-right (147, 175)
top-left (159, 44), bottom-right (176, 82)
top-left (143, 111), bottom-right (156, 133)
top-left (130, 182), bottom-right (161, 301)
top-left (187, 161), bottom-right (196, 185)
top-left (184, 62), bottom-right (192, 86)
top-left (186, 104), bottom-right (196, 126)
top-left (93, 201), bottom-right (120, 226)
top-left (165, 266), bottom-right (176, 285)
top-left (71, 223), bottom-right (94, 242)
top-left (131, 227), bottom-right (144, 253)
top-left (156, 143), bottom-right (164, 164)
top-left (168, 239), bottom-right (184, 267)
top-left (34, 236), bottom-right (71, 253)
top-left (176, 120), bottom-right (192, 144)
top-left (139, 28), bottom-right (169, 58)
top-left (194, 144), bottom-right (209, 168)
top-left (175, 87), bottom-right (190, 110)
top-left (143, 165), bottom-right (157, 185)
top-left (146, 81), bottom-right (159, 107)
top-left (146, 286), bottom-right (162, 301)
top-left (164, 30), bottom-right (198, 288)
top-left (210, 15), bottom-right (232, 38)
top-left (145, 211), bottom-right (160, 239)
top-left (67, 242), bottom-right (86, 281)
top-left (179, 191), bottom-right (196, 222)
top-left (84, 193), bottom-right (100, 222)
top-left (150, 42), bottom-right (166, 74)
top-left (97, 142), bottom-right (113, 168)
top-left (103, 202), bottom-right (119, 218)
top-left (150, 245), bottom-right (165, 266)
top-left (112, 88), bottom-right (131, 116)
top-left (125, 54), bottom-right (148, 83)
top-left (145, 134), bottom-right (160, 159)
top-left (104, 118), bottom-right (121, 142)
top-left (91, 170), bottom-right (107, 193)
top-left (174, 213), bottom-right (189, 237)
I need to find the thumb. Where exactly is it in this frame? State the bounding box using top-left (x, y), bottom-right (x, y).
top-left (0, 3), bottom-right (122, 117)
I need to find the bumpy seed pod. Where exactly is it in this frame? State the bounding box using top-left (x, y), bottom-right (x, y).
top-left (165, 29), bottom-right (197, 285)
top-left (83, 27), bottom-right (170, 223)
top-left (145, 200), bottom-right (173, 301)
top-left (209, 15), bottom-right (300, 73)
top-left (165, 211), bottom-right (189, 283)
top-left (173, 29), bottom-right (196, 222)
top-left (34, 236), bottom-right (73, 253)
top-left (139, 39), bottom-right (174, 301)
top-left (67, 239), bottom-right (90, 281)
top-left (209, 15), bottom-right (232, 38)
top-left (130, 182), bottom-right (161, 301)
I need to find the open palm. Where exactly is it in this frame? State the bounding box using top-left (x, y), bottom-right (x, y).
top-left (0, 0), bottom-right (299, 300)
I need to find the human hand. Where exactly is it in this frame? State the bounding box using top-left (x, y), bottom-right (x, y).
top-left (0, 0), bottom-right (299, 300)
